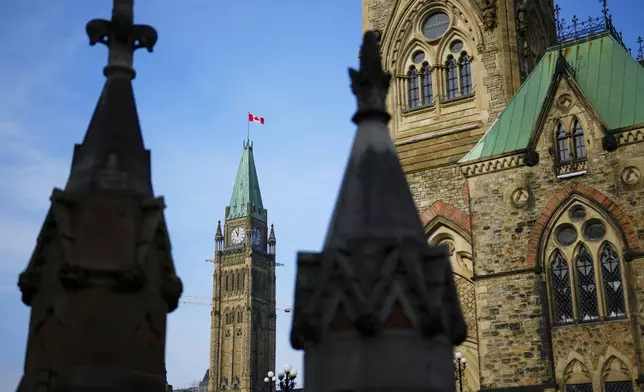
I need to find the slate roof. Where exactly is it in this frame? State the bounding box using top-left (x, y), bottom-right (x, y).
top-left (460, 32), bottom-right (644, 163)
top-left (226, 140), bottom-right (266, 222)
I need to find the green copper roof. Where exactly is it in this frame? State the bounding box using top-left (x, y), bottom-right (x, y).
top-left (227, 140), bottom-right (266, 222)
top-left (460, 33), bottom-right (644, 163)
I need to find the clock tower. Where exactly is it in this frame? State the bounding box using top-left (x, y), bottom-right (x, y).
top-left (208, 140), bottom-right (277, 392)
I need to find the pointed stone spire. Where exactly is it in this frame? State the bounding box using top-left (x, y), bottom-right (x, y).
top-left (215, 220), bottom-right (224, 252)
top-left (16, 1), bottom-right (182, 391)
top-left (215, 220), bottom-right (223, 240)
top-left (267, 224), bottom-right (276, 255)
top-left (290, 31), bottom-right (466, 392)
top-left (65, 0), bottom-right (158, 195)
top-left (268, 224), bottom-right (276, 243)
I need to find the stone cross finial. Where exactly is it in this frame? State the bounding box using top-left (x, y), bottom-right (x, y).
top-left (86, 0), bottom-right (158, 78)
top-left (349, 30), bottom-right (391, 124)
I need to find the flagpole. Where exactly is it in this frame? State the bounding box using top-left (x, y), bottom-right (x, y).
top-left (247, 112), bottom-right (250, 143)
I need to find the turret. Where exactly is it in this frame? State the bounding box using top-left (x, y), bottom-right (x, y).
top-left (267, 224), bottom-right (276, 255)
top-left (215, 220), bottom-right (223, 252)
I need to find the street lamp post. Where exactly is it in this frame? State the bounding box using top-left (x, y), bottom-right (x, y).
top-left (264, 371), bottom-right (276, 392)
top-left (277, 364), bottom-right (298, 391)
top-left (454, 351), bottom-right (467, 392)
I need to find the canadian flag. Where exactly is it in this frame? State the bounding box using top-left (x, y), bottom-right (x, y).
top-left (248, 113), bottom-right (265, 124)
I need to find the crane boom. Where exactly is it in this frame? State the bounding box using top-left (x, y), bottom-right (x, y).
top-left (179, 296), bottom-right (292, 313)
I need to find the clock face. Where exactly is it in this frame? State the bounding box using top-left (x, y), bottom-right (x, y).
top-left (252, 229), bottom-right (261, 246)
top-left (231, 227), bottom-right (246, 245)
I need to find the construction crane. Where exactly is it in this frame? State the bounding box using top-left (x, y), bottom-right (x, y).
top-left (179, 296), bottom-right (292, 314)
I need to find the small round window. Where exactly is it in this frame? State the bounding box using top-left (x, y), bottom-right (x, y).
top-left (569, 205), bottom-right (587, 221)
top-left (584, 219), bottom-right (606, 241)
top-left (450, 40), bottom-right (464, 53)
top-left (412, 51), bottom-right (425, 64)
top-left (555, 224), bottom-right (578, 246)
top-left (422, 12), bottom-right (450, 40)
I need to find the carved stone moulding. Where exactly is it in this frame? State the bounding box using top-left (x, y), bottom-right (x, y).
top-left (510, 187), bottom-right (532, 209)
top-left (621, 166), bottom-right (641, 185)
top-left (556, 93), bottom-right (574, 112)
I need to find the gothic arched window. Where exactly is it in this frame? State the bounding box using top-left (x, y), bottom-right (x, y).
top-left (445, 56), bottom-right (458, 99)
top-left (225, 272), bottom-right (230, 292)
top-left (600, 243), bottom-right (626, 318)
top-left (575, 245), bottom-right (599, 321)
top-left (550, 251), bottom-right (574, 323)
top-left (459, 53), bottom-right (473, 95)
top-left (602, 356), bottom-right (634, 392)
top-left (546, 202), bottom-right (628, 325)
top-left (237, 309), bottom-right (243, 324)
top-left (421, 62), bottom-right (433, 105)
top-left (408, 66), bottom-right (420, 108)
top-left (241, 270), bottom-right (245, 292)
top-left (235, 271), bottom-right (240, 291)
top-left (556, 123), bottom-right (571, 163)
top-left (572, 119), bottom-right (586, 160)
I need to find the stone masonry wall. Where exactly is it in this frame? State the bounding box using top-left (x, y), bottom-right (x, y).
top-left (364, 0), bottom-right (397, 33)
top-left (475, 272), bottom-right (546, 388)
top-left (407, 163), bottom-right (469, 214)
top-left (466, 80), bottom-right (644, 388)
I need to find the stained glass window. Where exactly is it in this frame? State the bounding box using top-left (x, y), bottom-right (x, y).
top-left (605, 381), bottom-right (634, 392)
top-left (408, 67), bottom-right (420, 108)
top-left (576, 246), bottom-right (599, 320)
top-left (601, 244), bottom-right (626, 318)
top-left (565, 384), bottom-right (593, 392)
top-left (421, 63), bottom-right (433, 105)
top-left (551, 252), bottom-right (574, 323)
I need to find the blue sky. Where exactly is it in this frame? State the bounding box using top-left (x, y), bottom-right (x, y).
top-left (0, 0), bottom-right (640, 390)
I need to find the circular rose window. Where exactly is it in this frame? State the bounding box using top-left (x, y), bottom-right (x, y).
top-left (422, 12), bottom-right (450, 40)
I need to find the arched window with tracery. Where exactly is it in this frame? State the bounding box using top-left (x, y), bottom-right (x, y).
top-left (408, 66), bottom-right (420, 108)
top-left (545, 201), bottom-right (628, 325)
top-left (563, 359), bottom-right (593, 392)
top-left (575, 245), bottom-right (599, 321)
top-left (235, 271), bottom-right (240, 291)
top-left (550, 251), bottom-right (574, 323)
top-left (225, 272), bottom-right (230, 292)
top-left (459, 53), bottom-right (472, 95)
top-left (602, 356), bottom-right (634, 392)
top-left (445, 56), bottom-right (458, 99)
top-left (600, 243), bottom-right (626, 318)
top-left (556, 123), bottom-right (571, 163)
top-left (421, 62), bottom-right (433, 105)
top-left (241, 270), bottom-right (245, 292)
top-left (572, 119), bottom-right (586, 160)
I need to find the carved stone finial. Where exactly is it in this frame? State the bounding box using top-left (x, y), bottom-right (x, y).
top-left (349, 30), bottom-right (392, 124)
top-left (86, 0), bottom-right (158, 79)
top-left (482, 0), bottom-right (498, 30)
